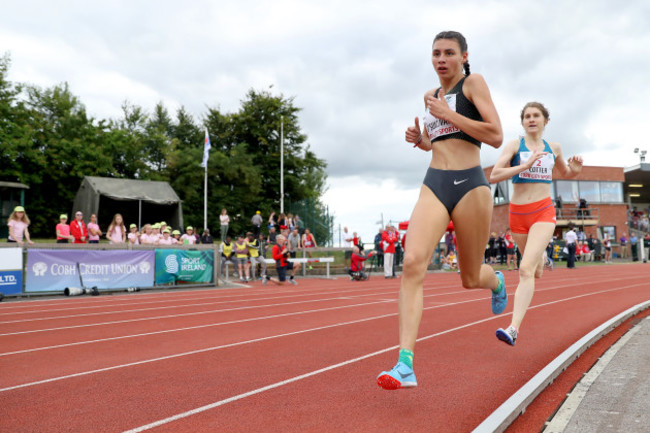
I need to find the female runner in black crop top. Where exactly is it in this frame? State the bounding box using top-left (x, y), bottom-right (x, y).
top-left (377, 31), bottom-right (508, 390)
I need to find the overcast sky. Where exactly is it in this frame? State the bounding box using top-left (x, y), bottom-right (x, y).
top-left (2, 0), bottom-right (649, 244)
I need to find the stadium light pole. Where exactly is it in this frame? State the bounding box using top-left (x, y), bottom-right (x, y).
top-left (280, 115), bottom-right (284, 214)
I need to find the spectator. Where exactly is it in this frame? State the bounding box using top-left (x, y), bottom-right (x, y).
top-left (87, 214), bottom-right (102, 244)
top-left (158, 228), bottom-right (174, 245)
top-left (56, 214), bottom-right (74, 243)
top-left (579, 241), bottom-right (593, 262)
top-left (488, 232), bottom-right (498, 265)
top-left (181, 226), bottom-right (197, 245)
top-left (444, 230), bottom-right (454, 256)
top-left (374, 228), bottom-right (384, 268)
top-left (498, 232), bottom-right (507, 265)
top-left (343, 227), bottom-right (354, 269)
top-left (504, 228), bottom-right (516, 271)
top-left (251, 210), bottom-right (263, 238)
top-left (233, 234), bottom-right (251, 283)
top-left (151, 223), bottom-right (162, 243)
top-left (349, 246), bottom-right (376, 281)
top-left (381, 224), bottom-right (399, 279)
top-left (565, 224), bottom-right (578, 268)
top-left (263, 234), bottom-right (299, 286)
top-left (160, 221), bottom-right (168, 235)
top-left (127, 224), bottom-right (140, 244)
top-left (277, 213), bottom-right (287, 228)
top-left (286, 213), bottom-right (295, 230)
top-left (267, 226), bottom-right (278, 245)
top-left (220, 235), bottom-right (234, 277)
top-left (6, 205), bottom-right (34, 245)
top-left (172, 230), bottom-right (182, 244)
top-left (268, 211), bottom-right (277, 230)
top-left (106, 214), bottom-right (126, 244)
top-left (295, 214), bottom-right (305, 235)
top-left (630, 233), bottom-right (639, 262)
top-left (219, 209), bottom-right (230, 243)
top-left (140, 224), bottom-right (155, 244)
top-left (200, 228), bottom-right (214, 244)
top-left (247, 232), bottom-right (266, 280)
top-left (258, 233), bottom-right (268, 258)
top-left (287, 228), bottom-right (302, 258)
top-left (70, 211), bottom-right (88, 244)
top-left (643, 233), bottom-right (650, 263)
top-left (619, 232), bottom-right (628, 259)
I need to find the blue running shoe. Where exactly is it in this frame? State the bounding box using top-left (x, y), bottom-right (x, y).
top-left (377, 362), bottom-right (417, 390)
top-left (491, 271), bottom-right (507, 314)
top-left (496, 326), bottom-right (518, 346)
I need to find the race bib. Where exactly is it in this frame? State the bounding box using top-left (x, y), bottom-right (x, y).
top-left (424, 94), bottom-right (459, 140)
top-left (518, 151), bottom-right (554, 181)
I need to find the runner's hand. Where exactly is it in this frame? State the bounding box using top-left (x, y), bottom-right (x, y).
top-left (405, 117), bottom-right (421, 144)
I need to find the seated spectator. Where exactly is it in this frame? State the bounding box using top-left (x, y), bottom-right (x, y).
top-left (220, 235), bottom-right (234, 276)
top-left (447, 251), bottom-right (458, 270)
top-left (580, 241), bottom-right (593, 262)
top-left (56, 214), bottom-right (74, 243)
top-left (200, 228), bottom-right (214, 244)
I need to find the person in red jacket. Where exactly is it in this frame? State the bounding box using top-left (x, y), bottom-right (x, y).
top-left (264, 234), bottom-right (299, 286)
top-left (349, 246), bottom-right (376, 281)
top-left (382, 225), bottom-right (399, 278)
top-left (69, 211), bottom-right (88, 244)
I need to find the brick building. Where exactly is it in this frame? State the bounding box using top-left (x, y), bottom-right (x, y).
top-left (482, 164), bottom-right (640, 256)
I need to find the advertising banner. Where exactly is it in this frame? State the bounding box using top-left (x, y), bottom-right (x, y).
top-left (25, 250), bottom-right (155, 292)
top-left (0, 248), bottom-right (23, 295)
top-left (155, 249), bottom-right (214, 284)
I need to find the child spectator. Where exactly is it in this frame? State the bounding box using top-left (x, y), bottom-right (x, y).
top-left (158, 228), bottom-right (174, 245)
top-left (7, 206), bottom-right (34, 245)
top-left (128, 224), bottom-right (140, 244)
top-left (180, 226), bottom-right (196, 245)
top-left (233, 234), bottom-right (250, 282)
top-left (106, 214), bottom-right (126, 244)
top-left (140, 224), bottom-right (154, 244)
top-left (56, 214), bottom-right (74, 243)
top-left (172, 230), bottom-right (181, 244)
top-left (70, 211), bottom-right (88, 243)
top-left (87, 214), bottom-right (102, 244)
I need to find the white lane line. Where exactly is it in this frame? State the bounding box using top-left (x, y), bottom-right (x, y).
top-left (0, 285), bottom-right (464, 336)
top-left (2, 283), bottom-right (640, 394)
top-left (0, 287), bottom-right (396, 324)
top-left (0, 284), bottom-right (400, 317)
top-left (119, 285), bottom-right (640, 433)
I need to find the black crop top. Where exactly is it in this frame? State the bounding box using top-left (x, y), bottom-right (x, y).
top-left (422, 76), bottom-right (483, 147)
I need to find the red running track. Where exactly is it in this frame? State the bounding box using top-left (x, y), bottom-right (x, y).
top-left (0, 263), bottom-right (648, 432)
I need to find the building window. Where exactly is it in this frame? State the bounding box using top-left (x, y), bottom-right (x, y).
top-left (600, 182), bottom-right (623, 203)
top-left (601, 226), bottom-right (616, 242)
top-left (579, 181), bottom-right (600, 203)
top-left (555, 180), bottom-right (578, 203)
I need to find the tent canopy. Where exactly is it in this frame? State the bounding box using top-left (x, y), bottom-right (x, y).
top-left (73, 176), bottom-right (184, 230)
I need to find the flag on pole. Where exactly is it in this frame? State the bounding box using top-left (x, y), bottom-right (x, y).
top-left (200, 128), bottom-right (211, 168)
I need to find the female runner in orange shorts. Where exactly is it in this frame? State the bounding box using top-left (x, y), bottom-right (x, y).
top-left (489, 102), bottom-right (583, 345)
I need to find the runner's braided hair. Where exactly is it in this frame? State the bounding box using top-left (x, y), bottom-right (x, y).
top-left (433, 31), bottom-right (470, 76)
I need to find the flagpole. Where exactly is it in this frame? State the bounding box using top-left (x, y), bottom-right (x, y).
top-left (204, 164), bottom-right (208, 231)
top-left (280, 116), bottom-right (284, 214)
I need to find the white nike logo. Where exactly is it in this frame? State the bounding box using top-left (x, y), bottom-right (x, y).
top-left (453, 178), bottom-right (468, 185)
